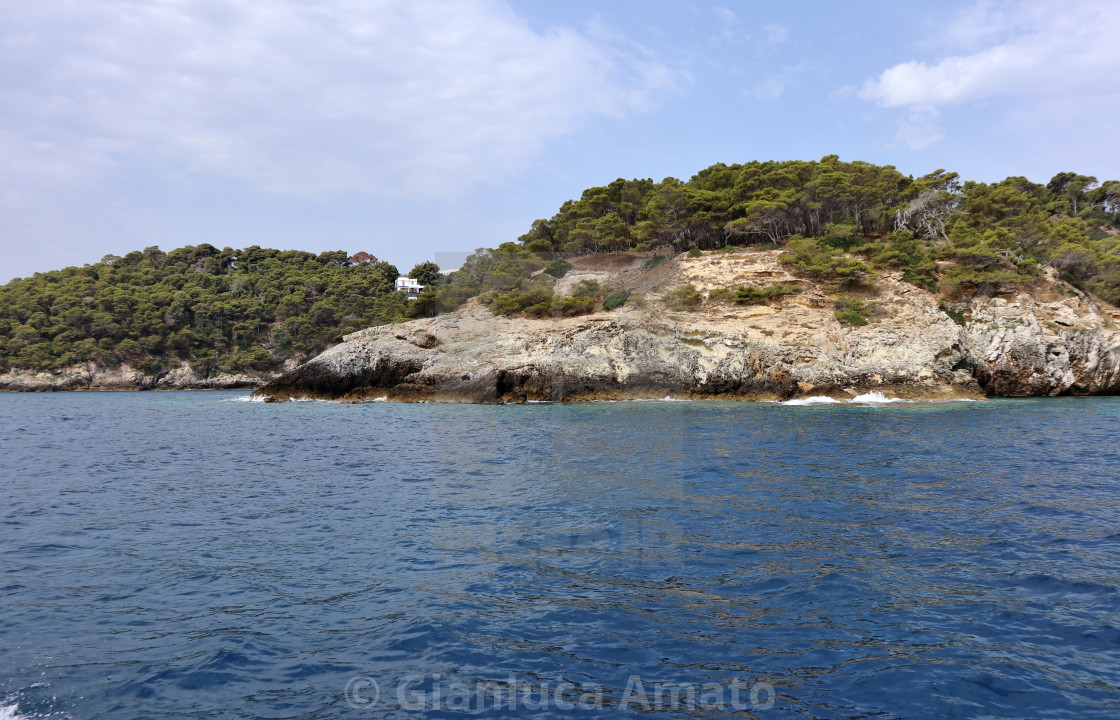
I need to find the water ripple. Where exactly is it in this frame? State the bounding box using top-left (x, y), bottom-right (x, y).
top-left (1, 393), bottom-right (1119, 718)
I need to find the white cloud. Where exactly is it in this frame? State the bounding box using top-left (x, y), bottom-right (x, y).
top-left (894, 108), bottom-right (946, 151)
top-left (858, 0), bottom-right (1120, 153)
top-left (709, 7), bottom-right (785, 49)
top-left (0, 0), bottom-right (680, 200)
top-left (761, 23), bottom-right (787, 47)
top-left (861, 0), bottom-right (1120, 109)
top-left (747, 62), bottom-right (810, 102)
top-left (749, 76), bottom-right (787, 102)
top-left (712, 6), bottom-right (736, 23)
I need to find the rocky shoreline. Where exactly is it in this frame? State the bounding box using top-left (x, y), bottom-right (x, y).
top-left (7, 251), bottom-right (1119, 402)
top-left (253, 251), bottom-right (1120, 403)
top-left (0, 361), bottom-right (273, 392)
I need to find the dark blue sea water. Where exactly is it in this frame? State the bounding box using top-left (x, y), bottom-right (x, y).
top-left (2, 392), bottom-right (1120, 719)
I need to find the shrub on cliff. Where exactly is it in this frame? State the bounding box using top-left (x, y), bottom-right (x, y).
top-left (852, 231), bottom-right (940, 292)
top-left (487, 289), bottom-right (554, 316)
top-left (662, 284), bottom-right (703, 310)
top-left (709, 284), bottom-right (799, 304)
top-left (544, 258), bottom-right (572, 278)
top-left (555, 295), bottom-right (596, 316)
top-left (834, 298), bottom-right (874, 326)
top-left (779, 236), bottom-right (875, 289)
top-left (573, 278), bottom-right (605, 298)
top-left (485, 287), bottom-right (598, 318)
top-left (939, 301), bottom-right (967, 325)
top-left (707, 287), bottom-right (735, 303)
top-left (603, 290), bottom-right (630, 310)
top-left (940, 245), bottom-right (1042, 296)
top-left (734, 283), bottom-right (800, 304)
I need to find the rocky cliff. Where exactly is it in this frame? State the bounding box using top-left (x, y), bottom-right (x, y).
top-left (252, 249), bottom-right (1120, 403)
top-left (0, 361), bottom-right (274, 392)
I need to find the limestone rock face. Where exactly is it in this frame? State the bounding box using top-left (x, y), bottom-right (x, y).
top-left (0, 362), bottom-right (271, 392)
top-left (964, 293), bottom-right (1120, 396)
top-left (256, 251), bottom-right (1120, 403)
top-left (257, 304), bottom-right (974, 403)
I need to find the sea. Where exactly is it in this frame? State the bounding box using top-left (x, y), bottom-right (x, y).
top-left (1, 391), bottom-right (1119, 719)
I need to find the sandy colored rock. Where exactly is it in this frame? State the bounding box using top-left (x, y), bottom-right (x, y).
top-left (256, 250), bottom-right (1120, 403)
top-left (0, 361), bottom-right (273, 392)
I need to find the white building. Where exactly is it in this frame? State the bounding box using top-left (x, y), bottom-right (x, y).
top-left (395, 276), bottom-right (424, 299)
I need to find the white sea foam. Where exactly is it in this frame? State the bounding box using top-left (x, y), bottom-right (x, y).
top-left (589, 396), bottom-right (691, 404)
top-left (0, 705), bottom-right (31, 720)
top-left (850, 391), bottom-right (909, 404)
top-left (224, 394), bottom-right (342, 403)
top-left (779, 396), bottom-right (842, 406)
top-left (779, 392), bottom-right (916, 406)
top-left (370, 396), bottom-right (388, 402)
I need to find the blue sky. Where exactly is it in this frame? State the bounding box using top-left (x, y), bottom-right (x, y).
top-left (2, 0), bottom-right (1117, 282)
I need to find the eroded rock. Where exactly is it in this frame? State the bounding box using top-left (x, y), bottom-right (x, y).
top-left (255, 252), bottom-right (1120, 403)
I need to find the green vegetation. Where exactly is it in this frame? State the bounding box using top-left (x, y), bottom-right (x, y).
top-left (707, 287), bottom-right (735, 303)
top-left (940, 245), bottom-right (1043, 295)
top-left (3, 158), bottom-right (1118, 375)
top-left (708, 283), bottom-right (799, 304)
top-left (848, 231), bottom-right (940, 292)
top-left (573, 279), bottom-right (605, 298)
top-left (834, 298), bottom-right (875, 326)
top-left (479, 266), bottom-right (606, 319)
top-left (484, 290), bottom-right (598, 318)
top-left (514, 157), bottom-right (1119, 301)
top-left (0, 246), bottom-right (411, 374)
top-left (603, 290), bottom-right (631, 310)
top-left (544, 258), bottom-right (572, 278)
top-left (662, 284), bottom-right (703, 310)
top-left (483, 288), bottom-right (597, 318)
top-left (733, 283), bottom-right (801, 304)
top-left (407, 243), bottom-right (545, 319)
top-left (778, 236), bottom-right (876, 289)
top-left (939, 301), bottom-right (967, 326)
top-left (485, 288), bottom-right (554, 317)
top-left (408, 261), bottom-right (441, 288)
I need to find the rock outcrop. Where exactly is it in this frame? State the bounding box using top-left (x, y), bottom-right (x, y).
top-left (0, 361), bottom-right (275, 392)
top-left (256, 251), bottom-right (1120, 403)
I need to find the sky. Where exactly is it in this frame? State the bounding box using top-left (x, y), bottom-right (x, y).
top-left (2, 0), bottom-right (1118, 283)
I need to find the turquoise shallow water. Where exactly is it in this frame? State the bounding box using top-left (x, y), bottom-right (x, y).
top-left (1, 391), bottom-right (1119, 719)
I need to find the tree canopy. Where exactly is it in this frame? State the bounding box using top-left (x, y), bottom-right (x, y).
top-left (0, 245), bottom-right (405, 374)
top-left (507, 157), bottom-right (1120, 301)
